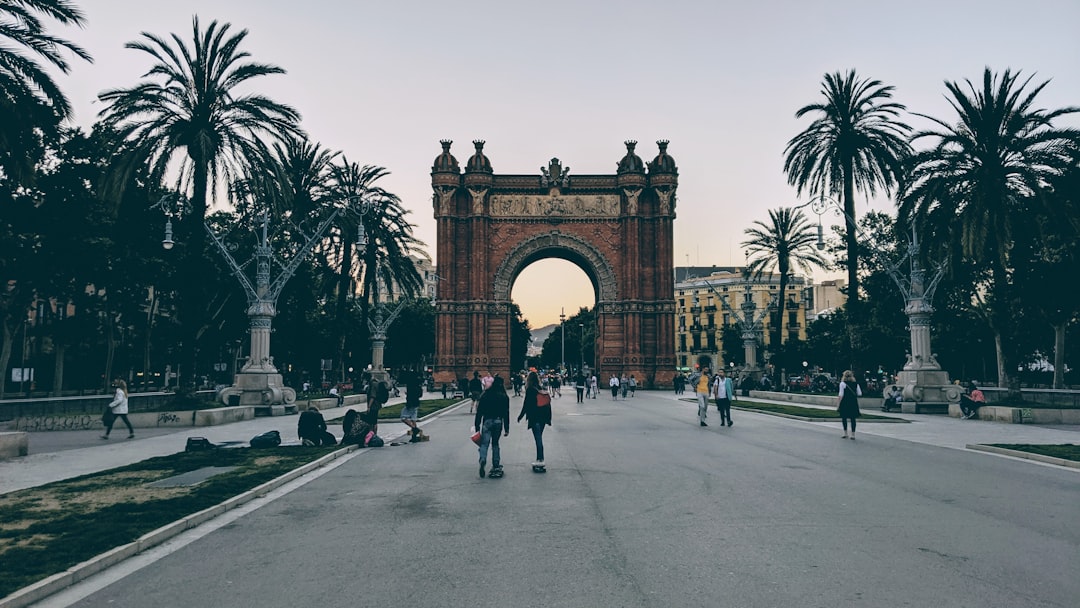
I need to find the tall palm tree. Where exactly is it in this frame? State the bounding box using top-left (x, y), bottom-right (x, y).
top-left (900, 68), bottom-right (1080, 389)
top-left (0, 0), bottom-right (91, 183)
top-left (784, 70), bottom-right (912, 317)
top-left (742, 207), bottom-right (828, 351)
top-left (96, 17), bottom-right (301, 385)
top-left (97, 17), bottom-right (302, 237)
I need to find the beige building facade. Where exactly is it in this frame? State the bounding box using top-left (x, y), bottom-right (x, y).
top-left (674, 267), bottom-right (810, 371)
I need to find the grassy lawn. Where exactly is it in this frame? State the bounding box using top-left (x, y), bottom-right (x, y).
top-left (987, 444), bottom-right (1080, 462)
top-left (0, 447), bottom-right (339, 598)
top-left (731, 399), bottom-right (898, 420)
top-left (326, 398), bottom-right (462, 424)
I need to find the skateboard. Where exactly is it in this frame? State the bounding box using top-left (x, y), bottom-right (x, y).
top-left (488, 466), bottom-right (504, 478)
top-left (531, 464), bottom-right (547, 473)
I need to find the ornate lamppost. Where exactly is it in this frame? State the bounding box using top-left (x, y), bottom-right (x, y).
top-left (155, 194), bottom-right (374, 413)
top-left (799, 195), bottom-right (962, 411)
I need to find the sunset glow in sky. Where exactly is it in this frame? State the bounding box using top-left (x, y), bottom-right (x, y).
top-left (51, 0), bottom-right (1080, 327)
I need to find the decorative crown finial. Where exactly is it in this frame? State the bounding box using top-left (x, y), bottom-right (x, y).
top-left (473, 140), bottom-right (485, 149)
top-left (657, 139), bottom-right (669, 150)
top-left (440, 139), bottom-right (452, 149)
top-left (625, 140), bottom-right (637, 150)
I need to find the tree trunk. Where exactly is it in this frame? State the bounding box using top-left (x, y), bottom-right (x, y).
top-left (1052, 321), bottom-right (1066, 389)
top-left (775, 271), bottom-right (788, 351)
top-left (842, 166), bottom-right (859, 370)
top-left (52, 343), bottom-right (65, 394)
top-left (0, 320), bottom-right (12, 397)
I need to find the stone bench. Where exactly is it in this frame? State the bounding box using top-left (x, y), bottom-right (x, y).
top-left (0, 431), bottom-right (29, 459)
top-left (948, 403), bottom-right (1080, 424)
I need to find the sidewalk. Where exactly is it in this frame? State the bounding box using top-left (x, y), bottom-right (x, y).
top-left (726, 393), bottom-right (1080, 448)
top-left (0, 392), bottom-right (433, 496)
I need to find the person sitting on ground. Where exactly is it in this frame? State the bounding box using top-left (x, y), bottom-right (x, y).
top-left (298, 405), bottom-right (337, 446)
top-left (960, 381), bottom-right (985, 419)
top-left (341, 409), bottom-right (373, 446)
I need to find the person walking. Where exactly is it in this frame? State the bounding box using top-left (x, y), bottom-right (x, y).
top-left (628, 375), bottom-right (637, 397)
top-left (574, 371), bottom-right (586, 403)
top-left (837, 369), bottom-right (862, 439)
top-left (589, 374), bottom-right (598, 399)
top-left (101, 379), bottom-right (134, 439)
top-left (475, 375), bottom-right (510, 478)
top-left (620, 374), bottom-right (629, 399)
top-left (712, 368), bottom-right (734, 427)
top-left (688, 365), bottom-right (712, 427)
top-left (517, 371), bottom-right (551, 469)
top-left (609, 374), bottom-right (620, 399)
top-left (469, 371), bottom-right (483, 413)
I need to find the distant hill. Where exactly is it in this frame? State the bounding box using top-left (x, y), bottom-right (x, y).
top-left (528, 323), bottom-right (558, 356)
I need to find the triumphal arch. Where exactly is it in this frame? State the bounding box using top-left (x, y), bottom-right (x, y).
top-left (431, 140), bottom-right (678, 387)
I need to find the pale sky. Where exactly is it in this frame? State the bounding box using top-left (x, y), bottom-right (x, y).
top-left (49, 0), bottom-right (1080, 327)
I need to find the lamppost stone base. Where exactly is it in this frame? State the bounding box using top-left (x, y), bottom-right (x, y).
top-left (896, 369), bottom-right (962, 414)
top-left (218, 372), bottom-right (298, 416)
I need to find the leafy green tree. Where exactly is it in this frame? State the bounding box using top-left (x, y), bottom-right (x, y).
top-left (0, 0), bottom-right (91, 184)
top-left (742, 207), bottom-right (827, 350)
top-left (901, 68), bottom-right (1080, 390)
top-left (784, 69), bottom-right (912, 326)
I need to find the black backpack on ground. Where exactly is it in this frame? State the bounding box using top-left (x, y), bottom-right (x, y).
top-left (367, 435), bottom-right (384, 447)
top-left (250, 430), bottom-right (282, 448)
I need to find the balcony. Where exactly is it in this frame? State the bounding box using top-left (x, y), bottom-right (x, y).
top-left (689, 306), bottom-right (703, 313)
top-left (704, 305), bottom-right (718, 312)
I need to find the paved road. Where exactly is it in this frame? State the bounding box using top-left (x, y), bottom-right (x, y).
top-left (41, 391), bottom-right (1078, 608)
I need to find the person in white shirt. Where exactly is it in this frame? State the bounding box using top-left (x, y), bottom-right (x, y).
top-left (101, 379), bottom-right (133, 439)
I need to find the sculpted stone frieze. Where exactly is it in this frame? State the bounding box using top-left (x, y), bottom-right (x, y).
top-left (488, 194), bottom-right (620, 218)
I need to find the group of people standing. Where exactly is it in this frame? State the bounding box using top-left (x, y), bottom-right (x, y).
top-left (687, 366), bottom-right (734, 427)
top-left (607, 373), bottom-right (637, 399)
top-left (473, 371), bottom-right (552, 478)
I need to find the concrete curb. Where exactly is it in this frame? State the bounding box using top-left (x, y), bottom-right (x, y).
top-left (0, 397), bottom-right (472, 608)
top-left (965, 444), bottom-right (1080, 470)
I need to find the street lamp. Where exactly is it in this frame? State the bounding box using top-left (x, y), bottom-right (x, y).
top-left (559, 308), bottom-right (566, 373)
top-left (579, 322), bottom-right (585, 372)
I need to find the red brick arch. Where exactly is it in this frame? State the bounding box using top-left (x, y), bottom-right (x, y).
top-left (431, 140), bottom-right (677, 388)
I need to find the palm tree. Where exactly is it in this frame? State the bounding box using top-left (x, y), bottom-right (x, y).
top-left (0, 0), bottom-right (91, 183)
top-left (900, 68), bottom-right (1080, 389)
top-left (783, 70), bottom-right (912, 317)
top-left (742, 207), bottom-right (828, 351)
top-left (96, 17), bottom-right (301, 384)
top-left (326, 159), bottom-right (425, 373)
top-left (97, 17), bottom-right (302, 237)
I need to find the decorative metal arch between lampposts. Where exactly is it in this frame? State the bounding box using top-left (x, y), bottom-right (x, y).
top-left (154, 193), bottom-right (381, 412)
top-left (796, 194), bottom-right (962, 411)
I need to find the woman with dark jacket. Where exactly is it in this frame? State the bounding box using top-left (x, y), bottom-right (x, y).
top-left (474, 375), bottom-right (510, 478)
top-left (517, 371), bottom-right (552, 468)
top-left (837, 369), bottom-right (862, 439)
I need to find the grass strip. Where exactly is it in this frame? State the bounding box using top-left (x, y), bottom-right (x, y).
top-left (0, 446), bottom-right (337, 598)
top-left (730, 399), bottom-right (897, 420)
top-left (986, 444), bottom-right (1080, 462)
